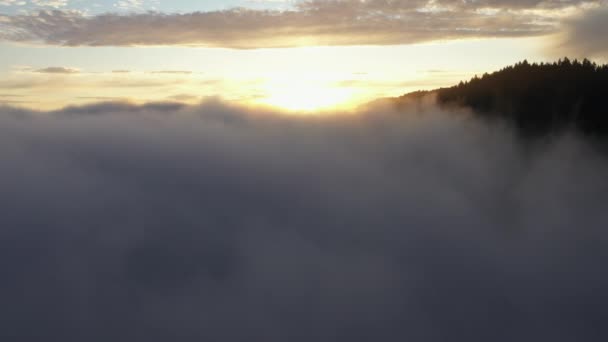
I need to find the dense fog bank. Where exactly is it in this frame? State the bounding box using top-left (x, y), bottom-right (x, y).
top-left (1, 99), bottom-right (608, 341)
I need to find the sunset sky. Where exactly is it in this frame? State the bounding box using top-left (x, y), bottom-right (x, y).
top-left (0, 0), bottom-right (606, 110)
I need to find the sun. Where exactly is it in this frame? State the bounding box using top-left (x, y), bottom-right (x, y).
top-left (258, 82), bottom-right (356, 112)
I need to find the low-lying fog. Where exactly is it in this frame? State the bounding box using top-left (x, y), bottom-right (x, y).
top-left (1, 99), bottom-right (607, 341)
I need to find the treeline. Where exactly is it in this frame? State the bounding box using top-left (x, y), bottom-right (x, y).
top-left (408, 58), bottom-right (608, 136)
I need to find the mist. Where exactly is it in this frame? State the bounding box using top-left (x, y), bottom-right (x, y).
top-left (2, 99), bottom-right (608, 341)
top-left (556, 7), bottom-right (608, 59)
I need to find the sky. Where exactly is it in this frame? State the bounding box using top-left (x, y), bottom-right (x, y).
top-left (0, 0), bottom-right (607, 110)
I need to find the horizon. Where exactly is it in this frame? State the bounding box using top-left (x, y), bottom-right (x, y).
top-left (2, 0), bottom-right (607, 111)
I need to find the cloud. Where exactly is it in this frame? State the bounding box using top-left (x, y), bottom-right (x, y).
top-left (0, 1), bottom-right (599, 48)
top-left (0, 73), bottom-right (187, 90)
top-left (33, 66), bottom-right (80, 74)
top-left (31, 0), bottom-right (68, 8)
top-left (114, 0), bottom-right (143, 10)
top-left (0, 0), bottom-right (25, 6)
top-left (553, 7), bottom-right (608, 58)
top-left (0, 99), bottom-right (29, 104)
top-left (0, 98), bottom-right (608, 341)
top-left (166, 93), bottom-right (201, 101)
top-left (148, 70), bottom-right (193, 75)
top-left (76, 96), bottom-right (129, 101)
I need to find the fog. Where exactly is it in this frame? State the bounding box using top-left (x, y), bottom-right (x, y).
top-left (1, 99), bottom-right (608, 341)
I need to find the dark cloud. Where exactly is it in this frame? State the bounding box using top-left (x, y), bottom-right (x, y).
top-left (1, 98), bottom-right (608, 341)
top-left (0, 1), bottom-right (597, 48)
top-left (555, 7), bottom-right (608, 58)
top-left (33, 66), bottom-right (80, 74)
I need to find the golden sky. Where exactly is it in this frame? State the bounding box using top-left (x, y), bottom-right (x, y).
top-left (0, 0), bottom-right (606, 110)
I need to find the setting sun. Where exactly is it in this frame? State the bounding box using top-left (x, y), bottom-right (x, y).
top-left (259, 82), bottom-right (357, 111)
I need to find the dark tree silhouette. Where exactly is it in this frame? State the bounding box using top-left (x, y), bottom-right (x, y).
top-left (398, 59), bottom-right (608, 137)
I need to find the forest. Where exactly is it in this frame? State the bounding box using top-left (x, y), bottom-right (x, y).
top-left (397, 58), bottom-right (608, 137)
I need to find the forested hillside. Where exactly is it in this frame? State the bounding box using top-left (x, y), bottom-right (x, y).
top-left (400, 59), bottom-right (608, 136)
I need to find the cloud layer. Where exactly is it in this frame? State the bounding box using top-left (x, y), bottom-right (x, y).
top-left (0, 0), bottom-right (600, 48)
top-left (1, 99), bottom-right (608, 341)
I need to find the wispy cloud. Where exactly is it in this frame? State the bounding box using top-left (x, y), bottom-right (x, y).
top-left (148, 70), bottom-right (193, 75)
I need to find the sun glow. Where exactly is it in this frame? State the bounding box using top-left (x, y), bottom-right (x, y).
top-left (258, 82), bottom-right (357, 112)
